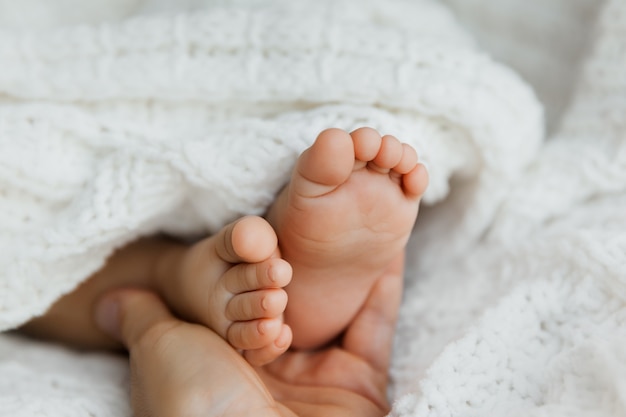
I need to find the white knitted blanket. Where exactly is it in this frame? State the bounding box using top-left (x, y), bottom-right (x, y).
top-left (0, 0), bottom-right (624, 416)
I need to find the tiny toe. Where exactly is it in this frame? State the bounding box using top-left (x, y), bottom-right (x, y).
top-left (403, 163), bottom-right (429, 197)
top-left (394, 144), bottom-right (418, 174)
top-left (370, 135), bottom-right (403, 171)
top-left (351, 127), bottom-right (382, 162)
top-left (215, 216), bottom-right (277, 264)
top-left (226, 289), bottom-right (288, 321)
top-left (243, 324), bottom-right (292, 366)
top-left (227, 318), bottom-right (283, 350)
top-left (224, 258), bottom-right (292, 294)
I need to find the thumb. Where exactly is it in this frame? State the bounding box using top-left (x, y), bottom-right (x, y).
top-left (342, 252), bottom-right (404, 373)
top-left (94, 288), bottom-right (177, 348)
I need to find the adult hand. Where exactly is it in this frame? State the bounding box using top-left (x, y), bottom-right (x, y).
top-left (94, 256), bottom-right (404, 417)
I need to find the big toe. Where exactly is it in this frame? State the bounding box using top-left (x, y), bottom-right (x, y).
top-left (216, 216), bottom-right (278, 263)
top-left (292, 128), bottom-right (355, 198)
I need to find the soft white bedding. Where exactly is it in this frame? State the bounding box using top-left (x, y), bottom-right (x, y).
top-left (0, 0), bottom-right (624, 415)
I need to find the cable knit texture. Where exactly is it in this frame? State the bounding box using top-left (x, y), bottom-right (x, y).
top-left (0, 0), bottom-right (623, 416)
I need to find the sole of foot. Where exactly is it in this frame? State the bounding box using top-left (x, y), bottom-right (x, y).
top-left (267, 127), bottom-right (428, 349)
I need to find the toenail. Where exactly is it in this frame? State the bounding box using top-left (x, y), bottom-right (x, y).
top-left (275, 330), bottom-right (290, 348)
top-left (267, 265), bottom-right (276, 282)
top-left (261, 296), bottom-right (268, 311)
top-left (257, 321), bottom-right (266, 335)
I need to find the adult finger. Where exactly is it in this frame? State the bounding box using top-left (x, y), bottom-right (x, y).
top-left (342, 252), bottom-right (404, 373)
top-left (94, 288), bottom-right (179, 348)
top-left (94, 289), bottom-right (278, 417)
top-left (95, 289), bottom-right (212, 417)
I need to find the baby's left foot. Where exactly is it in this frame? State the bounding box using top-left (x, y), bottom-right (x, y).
top-left (155, 216), bottom-right (293, 366)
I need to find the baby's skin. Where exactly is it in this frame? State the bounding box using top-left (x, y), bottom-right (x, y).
top-left (159, 127), bottom-right (428, 363)
top-left (267, 127), bottom-right (428, 348)
top-left (155, 216), bottom-right (294, 366)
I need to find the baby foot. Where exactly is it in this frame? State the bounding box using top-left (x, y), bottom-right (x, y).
top-left (267, 128), bottom-right (428, 349)
top-left (156, 216), bottom-right (293, 366)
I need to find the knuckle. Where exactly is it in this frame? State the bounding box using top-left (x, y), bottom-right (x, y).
top-left (134, 320), bottom-right (182, 352)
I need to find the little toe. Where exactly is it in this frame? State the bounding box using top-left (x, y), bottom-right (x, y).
top-left (369, 135), bottom-right (403, 173)
top-left (226, 289), bottom-right (288, 321)
top-left (223, 258), bottom-right (292, 294)
top-left (215, 216), bottom-right (278, 264)
top-left (403, 163), bottom-right (429, 197)
top-left (227, 318), bottom-right (283, 350)
top-left (243, 324), bottom-right (292, 367)
top-left (292, 128), bottom-right (355, 198)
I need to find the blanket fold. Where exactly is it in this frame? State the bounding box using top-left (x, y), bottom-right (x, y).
top-left (0, 0), bottom-right (541, 331)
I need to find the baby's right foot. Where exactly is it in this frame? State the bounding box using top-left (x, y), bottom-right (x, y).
top-left (155, 216), bottom-right (293, 366)
top-left (267, 127), bottom-right (428, 349)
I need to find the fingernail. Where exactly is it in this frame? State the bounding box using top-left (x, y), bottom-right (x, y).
top-left (95, 297), bottom-right (121, 339)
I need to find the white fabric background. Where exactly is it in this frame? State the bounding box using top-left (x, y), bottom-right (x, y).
top-left (0, 0), bottom-right (624, 416)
